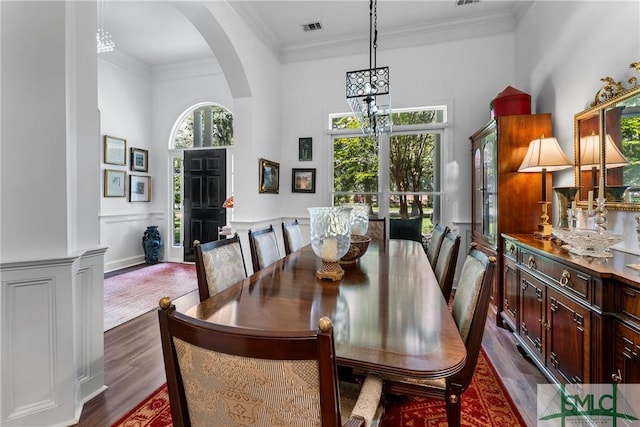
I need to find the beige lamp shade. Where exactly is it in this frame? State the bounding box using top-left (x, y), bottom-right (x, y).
top-left (518, 136), bottom-right (573, 173)
top-left (579, 133), bottom-right (629, 170)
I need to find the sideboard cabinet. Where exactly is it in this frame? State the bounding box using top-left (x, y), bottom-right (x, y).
top-left (503, 233), bottom-right (640, 385)
top-left (470, 114), bottom-right (552, 325)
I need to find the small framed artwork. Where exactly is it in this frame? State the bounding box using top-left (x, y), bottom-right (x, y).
top-left (104, 169), bottom-right (126, 197)
top-left (130, 147), bottom-right (148, 172)
top-left (104, 135), bottom-right (127, 165)
top-left (298, 137), bottom-right (312, 161)
top-left (259, 158), bottom-right (280, 194)
top-left (292, 168), bottom-right (316, 193)
top-left (129, 175), bottom-right (151, 202)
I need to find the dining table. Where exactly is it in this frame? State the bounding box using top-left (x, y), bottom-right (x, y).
top-left (185, 239), bottom-right (466, 379)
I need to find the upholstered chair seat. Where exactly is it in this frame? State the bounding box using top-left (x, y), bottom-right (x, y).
top-left (282, 219), bottom-right (305, 255)
top-left (194, 236), bottom-right (247, 302)
top-left (249, 224), bottom-right (282, 272)
top-left (426, 223), bottom-right (449, 268)
top-left (433, 229), bottom-right (461, 302)
top-left (158, 300), bottom-right (384, 427)
top-left (382, 247), bottom-right (496, 427)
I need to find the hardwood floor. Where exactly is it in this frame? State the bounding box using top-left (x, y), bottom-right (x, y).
top-left (77, 292), bottom-right (546, 427)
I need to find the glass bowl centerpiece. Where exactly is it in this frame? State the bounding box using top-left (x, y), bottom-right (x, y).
top-left (552, 228), bottom-right (624, 258)
top-left (308, 207), bottom-right (352, 281)
top-left (340, 203), bottom-right (372, 265)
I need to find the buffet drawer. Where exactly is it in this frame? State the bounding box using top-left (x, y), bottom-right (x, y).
top-left (519, 247), bottom-right (590, 302)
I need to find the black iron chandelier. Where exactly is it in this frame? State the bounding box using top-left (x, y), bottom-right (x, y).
top-left (346, 0), bottom-right (391, 136)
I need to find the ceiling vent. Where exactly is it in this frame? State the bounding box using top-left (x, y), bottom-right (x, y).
top-left (302, 22), bottom-right (322, 32)
top-left (456, 0), bottom-right (479, 5)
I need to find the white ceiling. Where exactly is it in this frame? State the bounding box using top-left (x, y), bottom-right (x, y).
top-left (103, 0), bottom-right (533, 67)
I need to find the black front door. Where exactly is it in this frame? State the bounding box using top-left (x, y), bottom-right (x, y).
top-left (183, 149), bottom-right (226, 262)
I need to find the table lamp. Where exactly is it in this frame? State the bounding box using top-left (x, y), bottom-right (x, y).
top-left (518, 136), bottom-right (573, 238)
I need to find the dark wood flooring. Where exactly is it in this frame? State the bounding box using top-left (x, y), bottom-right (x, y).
top-left (77, 292), bottom-right (546, 427)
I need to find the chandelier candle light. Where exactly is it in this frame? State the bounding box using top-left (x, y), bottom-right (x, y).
top-left (346, 0), bottom-right (391, 136)
top-left (518, 136), bottom-right (573, 239)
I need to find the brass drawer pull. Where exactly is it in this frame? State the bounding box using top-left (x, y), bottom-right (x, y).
top-left (528, 255), bottom-right (536, 270)
top-left (560, 270), bottom-right (571, 287)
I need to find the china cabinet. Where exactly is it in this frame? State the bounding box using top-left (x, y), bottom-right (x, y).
top-left (470, 114), bottom-right (552, 324)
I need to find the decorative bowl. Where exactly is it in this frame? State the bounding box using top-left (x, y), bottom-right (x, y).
top-left (552, 228), bottom-right (624, 258)
top-left (339, 234), bottom-right (372, 265)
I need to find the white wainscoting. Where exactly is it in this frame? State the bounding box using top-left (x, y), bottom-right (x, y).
top-left (1, 247), bottom-right (107, 426)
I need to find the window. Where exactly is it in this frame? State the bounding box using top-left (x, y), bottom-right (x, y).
top-left (330, 106), bottom-right (447, 235)
top-left (174, 105), bottom-right (233, 148)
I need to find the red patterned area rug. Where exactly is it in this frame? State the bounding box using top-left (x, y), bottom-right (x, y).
top-left (104, 262), bottom-right (196, 332)
top-left (381, 348), bottom-right (526, 426)
top-left (112, 348), bottom-right (525, 427)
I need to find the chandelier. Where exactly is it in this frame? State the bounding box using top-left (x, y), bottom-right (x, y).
top-left (96, 0), bottom-right (115, 53)
top-left (346, 0), bottom-right (391, 136)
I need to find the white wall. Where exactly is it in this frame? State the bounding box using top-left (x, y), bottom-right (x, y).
top-left (516, 1), bottom-right (640, 239)
top-left (279, 32), bottom-right (516, 230)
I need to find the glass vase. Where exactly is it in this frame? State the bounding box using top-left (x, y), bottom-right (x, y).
top-left (308, 207), bottom-right (352, 281)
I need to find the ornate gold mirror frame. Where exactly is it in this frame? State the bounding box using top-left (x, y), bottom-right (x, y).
top-left (574, 61), bottom-right (640, 211)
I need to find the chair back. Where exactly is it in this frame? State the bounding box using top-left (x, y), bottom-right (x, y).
top-left (365, 217), bottom-right (386, 246)
top-left (426, 223), bottom-right (449, 269)
top-left (433, 230), bottom-right (461, 303)
top-left (158, 300), bottom-right (344, 427)
top-left (449, 247), bottom-right (496, 389)
top-left (282, 219), bottom-right (305, 255)
top-left (193, 236), bottom-right (247, 302)
top-left (248, 224), bottom-right (281, 272)
top-left (389, 216), bottom-right (423, 243)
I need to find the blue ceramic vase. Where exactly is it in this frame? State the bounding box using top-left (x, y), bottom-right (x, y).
top-left (142, 226), bottom-right (162, 264)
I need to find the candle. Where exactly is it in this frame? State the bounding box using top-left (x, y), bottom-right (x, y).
top-left (598, 173), bottom-right (605, 200)
top-left (321, 237), bottom-right (338, 259)
top-left (588, 191), bottom-right (594, 211)
top-left (571, 200), bottom-right (577, 211)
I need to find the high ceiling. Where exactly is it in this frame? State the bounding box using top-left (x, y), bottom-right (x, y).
top-left (103, 0), bottom-right (533, 67)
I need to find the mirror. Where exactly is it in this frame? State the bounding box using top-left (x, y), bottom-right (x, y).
top-left (574, 65), bottom-right (640, 210)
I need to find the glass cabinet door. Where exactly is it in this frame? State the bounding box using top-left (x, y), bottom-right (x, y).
top-left (473, 145), bottom-right (483, 236)
top-left (482, 130), bottom-right (497, 245)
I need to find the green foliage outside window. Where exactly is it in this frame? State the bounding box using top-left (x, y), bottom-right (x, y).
top-left (174, 106), bottom-right (233, 148)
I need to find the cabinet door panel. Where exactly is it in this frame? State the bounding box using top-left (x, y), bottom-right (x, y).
top-left (547, 288), bottom-right (590, 384)
top-left (503, 257), bottom-right (519, 331)
top-left (520, 271), bottom-right (545, 359)
top-left (614, 322), bottom-right (640, 384)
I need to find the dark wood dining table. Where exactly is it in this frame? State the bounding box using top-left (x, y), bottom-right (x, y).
top-left (185, 239), bottom-right (466, 379)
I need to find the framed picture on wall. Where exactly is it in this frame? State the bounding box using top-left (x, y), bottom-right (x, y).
top-left (104, 135), bottom-right (127, 165)
top-left (259, 158), bottom-right (280, 194)
top-left (104, 169), bottom-right (126, 197)
top-left (129, 175), bottom-right (151, 202)
top-left (292, 168), bottom-right (316, 193)
top-left (298, 137), bottom-right (312, 161)
top-left (130, 147), bottom-right (148, 172)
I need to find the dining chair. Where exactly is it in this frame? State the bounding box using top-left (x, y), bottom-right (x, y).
top-left (365, 217), bottom-right (386, 246)
top-left (426, 223), bottom-right (449, 269)
top-left (433, 229), bottom-right (461, 303)
top-left (157, 298), bottom-right (384, 427)
top-left (281, 219), bottom-right (305, 255)
top-left (248, 224), bottom-right (282, 272)
top-left (193, 235), bottom-right (247, 302)
top-left (382, 246), bottom-right (496, 427)
top-left (389, 216), bottom-right (423, 243)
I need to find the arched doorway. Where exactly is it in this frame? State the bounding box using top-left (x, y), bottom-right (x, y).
top-left (167, 103), bottom-right (234, 262)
